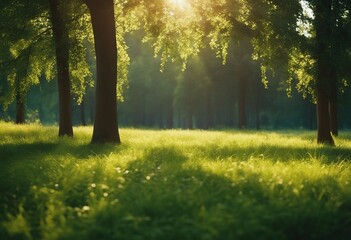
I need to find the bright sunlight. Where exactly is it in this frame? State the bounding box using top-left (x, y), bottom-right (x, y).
top-left (169, 0), bottom-right (189, 10)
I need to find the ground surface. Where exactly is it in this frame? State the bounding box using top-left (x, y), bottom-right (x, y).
top-left (1, 122), bottom-right (351, 239)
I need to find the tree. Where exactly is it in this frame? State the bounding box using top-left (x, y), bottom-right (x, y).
top-left (49, 0), bottom-right (73, 137)
top-left (283, 0), bottom-right (351, 144)
top-left (85, 0), bottom-right (121, 143)
top-left (314, 0), bottom-right (334, 144)
top-left (0, 0), bottom-right (52, 124)
top-left (0, 0), bottom-right (80, 135)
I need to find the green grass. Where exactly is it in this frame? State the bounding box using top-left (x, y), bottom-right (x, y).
top-left (1, 122), bottom-right (351, 239)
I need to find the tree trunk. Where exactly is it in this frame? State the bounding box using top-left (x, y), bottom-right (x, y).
top-left (316, 90), bottom-right (334, 144)
top-left (86, 0), bottom-right (121, 143)
top-left (329, 63), bottom-right (338, 136)
top-left (49, 0), bottom-right (73, 137)
top-left (80, 98), bottom-right (87, 126)
top-left (15, 92), bottom-right (25, 124)
top-left (315, 0), bottom-right (334, 145)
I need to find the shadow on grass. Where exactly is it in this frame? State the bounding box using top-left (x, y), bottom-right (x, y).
top-left (0, 141), bottom-right (124, 163)
top-left (2, 140), bottom-right (351, 239)
top-left (65, 146), bottom-right (351, 240)
top-left (0, 141), bottom-right (124, 225)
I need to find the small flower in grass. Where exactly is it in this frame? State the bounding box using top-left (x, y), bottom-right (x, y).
top-left (82, 206), bottom-right (90, 212)
top-left (91, 183), bottom-right (96, 188)
top-left (115, 167), bottom-right (122, 173)
top-left (146, 173), bottom-right (155, 181)
top-left (103, 192), bottom-right (109, 197)
top-left (54, 183), bottom-right (59, 188)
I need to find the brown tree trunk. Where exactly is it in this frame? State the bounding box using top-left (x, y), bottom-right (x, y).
top-left (317, 90), bottom-right (334, 144)
top-left (329, 64), bottom-right (338, 136)
top-left (49, 0), bottom-right (73, 137)
top-left (315, 0), bottom-right (334, 145)
top-left (15, 92), bottom-right (25, 124)
top-left (86, 0), bottom-right (121, 143)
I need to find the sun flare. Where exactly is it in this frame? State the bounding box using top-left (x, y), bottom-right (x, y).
top-left (169, 0), bottom-right (188, 9)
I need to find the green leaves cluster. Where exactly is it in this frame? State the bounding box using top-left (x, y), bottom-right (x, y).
top-left (0, 0), bottom-right (144, 109)
top-left (140, 0), bottom-right (205, 70)
top-left (0, 0), bottom-right (54, 109)
top-left (2, 0), bottom-right (351, 115)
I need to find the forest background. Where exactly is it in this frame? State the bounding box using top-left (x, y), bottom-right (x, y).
top-left (2, 31), bottom-right (351, 131)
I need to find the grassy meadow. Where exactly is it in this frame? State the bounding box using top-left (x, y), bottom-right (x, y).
top-left (1, 122), bottom-right (351, 239)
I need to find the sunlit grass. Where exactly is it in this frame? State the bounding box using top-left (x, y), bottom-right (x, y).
top-left (1, 122), bottom-right (351, 239)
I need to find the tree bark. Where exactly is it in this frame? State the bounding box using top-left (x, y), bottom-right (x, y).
top-left (315, 0), bottom-right (334, 145)
top-left (86, 0), bottom-right (121, 143)
top-left (316, 90), bottom-right (334, 144)
top-left (15, 92), bottom-right (25, 124)
top-left (49, 0), bottom-right (73, 137)
top-left (329, 67), bottom-right (338, 136)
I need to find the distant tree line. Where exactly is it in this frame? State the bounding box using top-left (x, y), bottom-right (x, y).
top-left (3, 31), bottom-right (351, 132)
